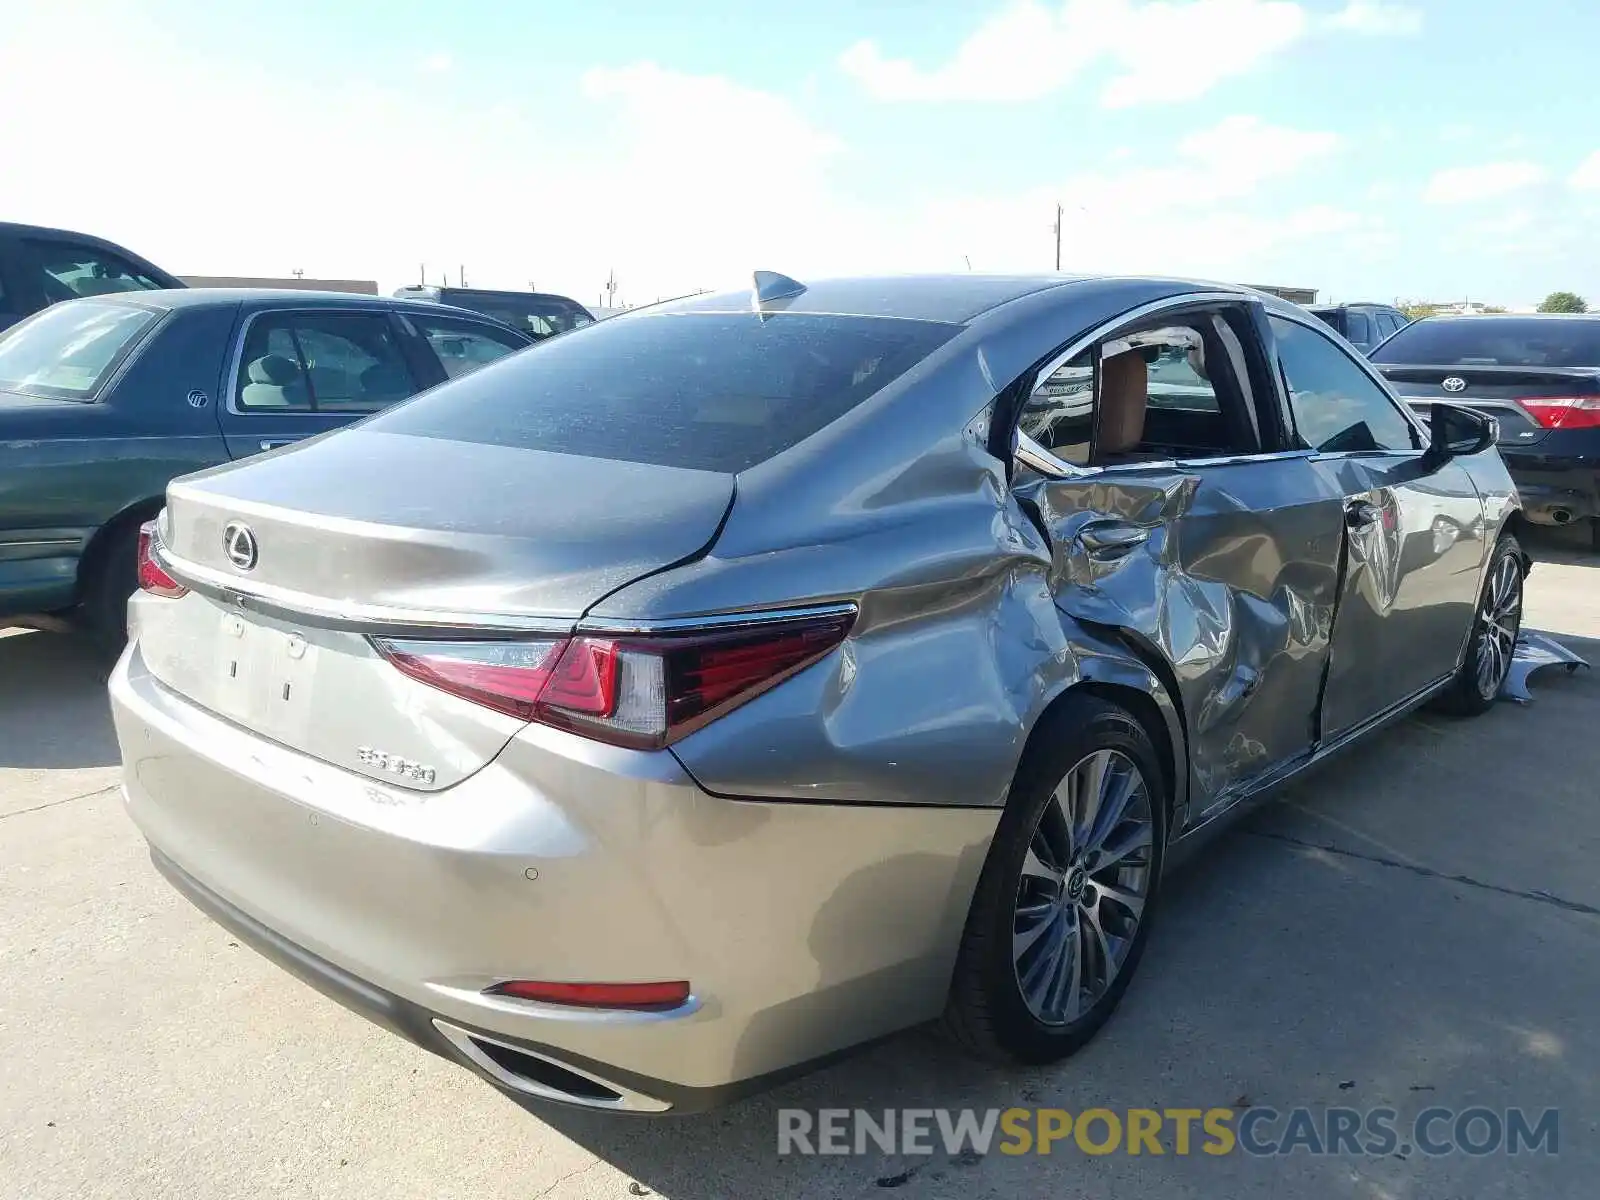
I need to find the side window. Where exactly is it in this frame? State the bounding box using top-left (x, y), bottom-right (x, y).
top-left (408, 314), bottom-right (527, 380)
top-left (27, 238), bottom-right (165, 303)
top-left (1344, 310), bottom-right (1371, 345)
top-left (1270, 316), bottom-right (1420, 454)
top-left (1019, 350), bottom-right (1095, 466)
top-left (1016, 315), bottom-right (1258, 469)
top-left (236, 312), bottom-right (417, 413)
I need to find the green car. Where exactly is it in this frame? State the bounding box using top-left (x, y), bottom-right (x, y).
top-left (0, 289), bottom-right (531, 645)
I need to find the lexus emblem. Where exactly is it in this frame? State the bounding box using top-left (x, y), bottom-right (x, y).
top-left (222, 522), bottom-right (258, 571)
top-left (1441, 376), bottom-right (1467, 393)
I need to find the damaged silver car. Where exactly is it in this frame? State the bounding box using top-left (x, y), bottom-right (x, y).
top-left (112, 272), bottom-right (1527, 1113)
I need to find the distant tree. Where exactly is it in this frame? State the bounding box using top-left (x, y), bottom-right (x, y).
top-left (1538, 291), bottom-right (1589, 313)
top-left (1483, 305), bottom-right (1508, 314)
top-left (1399, 301), bottom-right (1439, 321)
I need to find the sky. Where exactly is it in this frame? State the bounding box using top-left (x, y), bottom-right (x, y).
top-left (3, 0), bottom-right (1597, 309)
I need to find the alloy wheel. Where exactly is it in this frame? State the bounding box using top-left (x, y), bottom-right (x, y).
top-left (1475, 554), bottom-right (1522, 700)
top-left (1012, 749), bottom-right (1155, 1026)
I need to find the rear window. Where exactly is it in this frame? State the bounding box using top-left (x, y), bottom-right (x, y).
top-left (1373, 318), bottom-right (1600, 367)
top-left (0, 301), bottom-right (157, 400)
top-left (438, 292), bottom-right (593, 340)
top-left (366, 312), bottom-right (959, 473)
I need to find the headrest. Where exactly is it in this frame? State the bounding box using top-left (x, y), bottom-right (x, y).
top-left (247, 354), bottom-right (301, 386)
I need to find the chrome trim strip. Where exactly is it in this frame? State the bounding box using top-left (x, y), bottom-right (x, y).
top-left (432, 1020), bottom-right (671, 1112)
top-left (578, 601), bottom-right (860, 637)
top-left (153, 545), bottom-right (574, 636)
top-left (425, 978), bottom-right (704, 1025)
top-left (0, 538), bottom-right (81, 550)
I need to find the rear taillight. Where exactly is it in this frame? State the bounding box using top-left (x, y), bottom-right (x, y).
top-left (372, 608), bottom-right (854, 748)
top-left (1521, 396), bottom-right (1600, 430)
top-left (136, 521), bottom-right (188, 599)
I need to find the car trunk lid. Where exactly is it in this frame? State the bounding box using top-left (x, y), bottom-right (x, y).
top-left (140, 428), bottom-right (734, 788)
top-left (1377, 364), bottom-right (1600, 448)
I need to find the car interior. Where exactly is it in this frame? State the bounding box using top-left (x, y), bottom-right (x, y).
top-left (1020, 311), bottom-right (1268, 468)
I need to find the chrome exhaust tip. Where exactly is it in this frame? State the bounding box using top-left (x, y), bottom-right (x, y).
top-left (432, 1019), bottom-right (671, 1112)
top-left (1550, 507), bottom-right (1574, 525)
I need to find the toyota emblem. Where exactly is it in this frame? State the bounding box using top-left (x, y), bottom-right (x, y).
top-left (223, 522), bottom-right (258, 571)
top-left (1441, 376), bottom-right (1467, 393)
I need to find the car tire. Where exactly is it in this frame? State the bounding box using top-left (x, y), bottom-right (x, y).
top-left (82, 520), bottom-right (142, 656)
top-left (1434, 533), bottom-right (1524, 717)
top-left (943, 692), bottom-right (1168, 1065)
top-left (1589, 516), bottom-right (1599, 556)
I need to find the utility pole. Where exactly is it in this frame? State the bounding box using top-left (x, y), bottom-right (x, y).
top-left (459, 264), bottom-right (466, 288)
top-left (1053, 204), bottom-right (1063, 272)
top-left (420, 263), bottom-right (426, 285)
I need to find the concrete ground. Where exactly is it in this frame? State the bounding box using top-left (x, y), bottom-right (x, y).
top-left (2, 525), bottom-right (1596, 1200)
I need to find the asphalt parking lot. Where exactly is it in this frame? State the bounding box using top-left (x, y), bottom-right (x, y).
top-left (2, 525), bottom-right (1597, 1200)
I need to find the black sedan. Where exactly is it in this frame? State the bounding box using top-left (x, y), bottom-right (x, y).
top-left (1373, 314), bottom-right (1600, 551)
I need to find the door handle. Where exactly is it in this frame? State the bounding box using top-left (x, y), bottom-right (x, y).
top-left (259, 439), bottom-right (298, 451)
top-left (1076, 519), bottom-right (1150, 558)
top-left (1345, 499), bottom-right (1380, 528)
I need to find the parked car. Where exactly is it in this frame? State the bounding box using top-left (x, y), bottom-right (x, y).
top-left (113, 272), bottom-right (1526, 1115)
top-left (1306, 302), bottom-right (1410, 355)
top-left (0, 221), bottom-right (182, 333)
top-left (1372, 313), bottom-right (1600, 552)
top-left (0, 290), bottom-right (531, 644)
top-left (392, 285), bottom-right (594, 341)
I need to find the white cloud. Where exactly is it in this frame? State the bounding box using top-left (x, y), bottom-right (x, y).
top-left (840, 0), bottom-right (1414, 107)
top-left (420, 52), bottom-right (453, 74)
top-left (0, 5), bottom-right (1363, 304)
top-left (1324, 2), bottom-right (1422, 35)
top-left (1570, 150), bottom-right (1600, 190)
top-left (1423, 161), bottom-right (1549, 204)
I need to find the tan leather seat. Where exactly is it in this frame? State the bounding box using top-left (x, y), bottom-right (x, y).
top-left (1097, 350), bottom-right (1148, 459)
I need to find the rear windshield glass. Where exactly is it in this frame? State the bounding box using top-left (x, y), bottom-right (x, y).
top-left (438, 292), bottom-right (593, 340)
top-left (366, 312), bottom-right (960, 473)
top-left (0, 301), bottom-right (157, 400)
top-left (1372, 318), bottom-right (1600, 367)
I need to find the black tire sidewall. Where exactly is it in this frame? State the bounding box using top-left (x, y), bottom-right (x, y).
top-left (84, 523), bottom-right (141, 654)
top-left (965, 696), bottom-right (1169, 1063)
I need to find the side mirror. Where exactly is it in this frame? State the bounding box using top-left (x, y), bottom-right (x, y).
top-left (1423, 402), bottom-right (1497, 468)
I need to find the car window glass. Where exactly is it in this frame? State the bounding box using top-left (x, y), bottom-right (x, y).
top-left (1271, 316), bottom-right (1419, 453)
top-left (27, 238), bottom-right (165, 303)
top-left (0, 301), bottom-right (156, 400)
top-left (1345, 311), bottom-right (1371, 344)
top-left (409, 314), bottom-right (527, 379)
top-left (236, 312), bottom-right (416, 413)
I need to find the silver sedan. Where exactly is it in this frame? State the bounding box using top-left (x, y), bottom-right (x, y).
top-left (111, 272), bottom-right (1528, 1113)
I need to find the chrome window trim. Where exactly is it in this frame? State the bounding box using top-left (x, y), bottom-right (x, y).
top-left (224, 305), bottom-right (420, 418)
top-left (1015, 291), bottom-right (1264, 478)
top-left (1266, 309), bottom-right (1433, 447)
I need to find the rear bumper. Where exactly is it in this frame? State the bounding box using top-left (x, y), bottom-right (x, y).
top-left (1500, 443), bottom-right (1600, 525)
top-left (110, 641), bottom-right (997, 1111)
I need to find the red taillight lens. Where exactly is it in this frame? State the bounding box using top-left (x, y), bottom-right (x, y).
top-left (1522, 396), bottom-right (1600, 430)
top-left (136, 521), bottom-right (187, 599)
top-left (488, 979), bottom-right (691, 1011)
top-left (372, 609), bottom-right (854, 748)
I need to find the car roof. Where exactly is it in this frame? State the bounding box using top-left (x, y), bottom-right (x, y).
top-left (397, 285), bottom-right (587, 304)
top-left (651, 273), bottom-right (1264, 325)
top-left (0, 219), bottom-right (147, 247)
top-left (62, 288), bottom-right (493, 318)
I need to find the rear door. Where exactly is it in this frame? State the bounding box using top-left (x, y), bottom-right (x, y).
top-left (1012, 297), bottom-right (1349, 821)
top-left (1269, 313), bottom-right (1487, 737)
top-left (217, 307), bottom-right (423, 458)
top-left (0, 233), bottom-right (35, 330)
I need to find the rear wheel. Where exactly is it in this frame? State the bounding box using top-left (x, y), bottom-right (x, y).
top-left (1435, 533), bottom-right (1523, 716)
top-left (943, 693), bottom-right (1167, 1064)
top-left (1589, 516), bottom-right (1599, 556)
